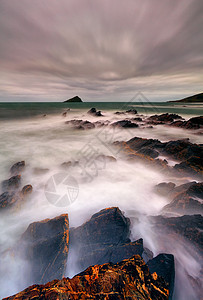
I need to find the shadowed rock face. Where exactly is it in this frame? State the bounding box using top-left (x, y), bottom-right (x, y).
top-left (19, 214), bottom-right (69, 285)
top-left (3, 255), bottom-right (169, 300)
top-left (171, 116), bottom-right (203, 129)
top-left (147, 254), bottom-right (175, 300)
top-left (111, 120), bottom-right (139, 128)
top-left (152, 214), bottom-right (203, 253)
top-left (147, 113), bottom-right (183, 124)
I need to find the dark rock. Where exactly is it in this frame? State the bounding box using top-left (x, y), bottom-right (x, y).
top-left (136, 147), bottom-right (159, 158)
top-left (4, 255), bottom-right (170, 300)
top-left (154, 182), bottom-right (176, 196)
top-left (0, 192), bottom-right (16, 209)
top-left (64, 96), bottom-right (82, 102)
top-left (111, 120), bottom-right (139, 128)
top-left (162, 182), bottom-right (203, 214)
top-left (21, 185), bottom-right (33, 196)
top-left (10, 161), bottom-right (25, 175)
top-left (19, 214), bottom-right (69, 285)
top-left (147, 113), bottom-right (183, 125)
top-left (126, 109), bottom-right (138, 114)
top-left (114, 111), bottom-right (125, 115)
top-left (147, 253), bottom-right (175, 300)
top-left (69, 207), bottom-right (152, 271)
top-left (87, 107), bottom-right (103, 116)
top-left (132, 117), bottom-right (143, 122)
top-left (174, 156), bottom-right (203, 177)
top-left (171, 116), bottom-right (203, 130)
top-left (152, 214), bottom-right (203, 252)
top-left (1, 175), bottom-right (21, 192)
top-left (66, 119), bottom-right (95, 130)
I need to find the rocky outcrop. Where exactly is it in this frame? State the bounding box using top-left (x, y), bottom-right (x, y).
top-left (111, 120), bottom-right (139, 128)
top-left (152, 214), bottom-right (203, 253)
top-left (170, 116), bottom-right (203, 130)
top-left (19, 214), bottom-right (69, 285)
top-left (66, 119), bottom-right (95, 130)
top-left (10, 161), bottom-right (25, 175)
top-left (147, 254), bottom-right (175, 300)
top-left (147, 113), bottom-right (183, 125)
top-left (161, 182), bottom-right (203, 215)
top-left (4, 255), bottom-right (170, 300)
top-left (69, 207), bottom-right (153, 272)
top-left (63, 96), bottom-right (83, 102)
top-left (1, 175), bottom-right (21, 192)
top-left (87, 107), bottom-right (103, 116)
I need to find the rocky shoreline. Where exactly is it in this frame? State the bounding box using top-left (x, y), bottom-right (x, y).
top-left (0, 108), bottom-right (202, 299)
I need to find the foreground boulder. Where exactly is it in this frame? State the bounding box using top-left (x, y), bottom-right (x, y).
top-left (18, 214), bottom-right (69, 285)
top-left (4, 255), bottom-right (170, 300)
top-left (69, 207), bottom-right (153, 272)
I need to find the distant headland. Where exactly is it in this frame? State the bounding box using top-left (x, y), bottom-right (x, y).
top-left (168, 93), bottom-right (203, 103)
top-left (63, 96), bottom-right (83, 103)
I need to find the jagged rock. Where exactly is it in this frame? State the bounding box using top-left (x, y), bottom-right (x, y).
top-left (64, 96), bottom-right (82, 102)
top-left (174, 156), bottom-right (203, 177)
top-left (111, 120), bottom-right (139, 128)
top-left (19, 214), bottom-right (69, 285)
top-left (152, 214), bottom-right (203, 252)
top-left (147, 113), bottom-right (183, 125)
top-left (10, 161), bottom-right (25, 175)
top-left (171, 116), bottom-right (203, 130)
top-left (162, 182), bottom-right (203, 214)
top-left (66, 119), bottom-right (95, 130)
top-left (69, 207), bottom-right (153, 271)
top-left (126, 109), bottom-right (138, 114)
top-left (154, 182), bottom-right (176, 196)
top-left (87, 107), bottom-right (103, 116)
top-left (4, 255), bottom-right (170, 300)
top-left (147, 253), bottom-right (175, 300)
top-left (1, 175), bottom-right (21, 192)
top-left (0, 185), bottom-right (33, 209)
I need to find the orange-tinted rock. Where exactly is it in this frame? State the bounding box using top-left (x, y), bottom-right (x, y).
top-left (3, 255), bottom-right (169, 300)
top-left (19, 214), bottom-right (69, 285)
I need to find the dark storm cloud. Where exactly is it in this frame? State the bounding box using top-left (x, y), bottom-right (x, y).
top-left (0, 0), bottom-right (202, 101)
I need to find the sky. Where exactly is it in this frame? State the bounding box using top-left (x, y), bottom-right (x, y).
top-left (0, 0), bottom-right (202, 102)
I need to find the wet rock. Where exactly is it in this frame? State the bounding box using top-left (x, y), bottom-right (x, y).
top-left (154, 182), bottom-right (176, 196)
top-left (87, 107), bottom-right (103, 116)
top-left (126, 108), bottom-right (138, 114)
top-left (1, 175), bottom-right (21, 192)
top-left (174, 156), bottom-right (203, 177)
top-left (10, 161), bottom-right (25, 175)
top-left (152, 214), bottom-right (203, 252)
top-left (4, 255), bottom-right (170, 300)
top-left (66, 119), bottom-right (95, 130)
top-left (163, 182), bottom-right (203, 214)
top-left (111, 120), bottom-right (139, 128)
top-left (19, 214), bottom-right (69, 285)
top-left (171, 116), bottom-right (203, 130)
top-left (147, 113), bottom-right (183, 125)
top-left (0, 185), bottom-right (33, 209)
top-left (147, 253), bottom-right (175, 300)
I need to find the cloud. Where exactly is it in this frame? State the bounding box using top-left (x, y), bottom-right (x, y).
top-left (0, 0), bottom-right (202, 101)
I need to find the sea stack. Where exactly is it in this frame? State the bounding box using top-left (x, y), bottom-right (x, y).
top-left (64, 96), bottom-right (83, 103)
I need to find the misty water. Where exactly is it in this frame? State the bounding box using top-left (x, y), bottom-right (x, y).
top-left (0, 103), bottom-right (202, 299)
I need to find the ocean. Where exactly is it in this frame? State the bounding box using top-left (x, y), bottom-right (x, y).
top-left (0, 102), bottom-right (202, 299)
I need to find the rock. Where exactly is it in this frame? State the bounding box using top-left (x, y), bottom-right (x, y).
top-left (1, 175), bottom-right (21, 192)
top-left (0, 185), bottom-right (32, 209)
top-left (65, 119), bottom-right (95, 130)
top-left (33, 167), bottom-right (49, 175)
top-left (154, 182), bottom-right (176, 196)
top-left (136, 147), bottom-right (159, 158)
top-left (3, 255), bottom-right (170, 300)
top-left (162, 182), bottom-right (203, 214)
top-left (87, 107), bottom-right (103, 116)
top-left (19, 214), bottom-right (69, 285)
top-left (111, 120), bottom-right (139, 128)
top-left (114, 111), bottom-right (125, 115)
top-left (152, 214), bottom-right (203, 253)
top-left (126, 109), bottom-right (138, 114)
top-left (171, 116), bottom-right (203, 130)
top-left (63, 96), bottom-right (82, 102)
top-left (132, 117), bottom-right (143, 122)
top-left (174, 156), bottom-right (203, 177)
top-left (10, 161), bottom-right (25, 175)
top-left (147, 253), bottom-right (175, 300)
top-left (147, 113), bottom-right (183, 125)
